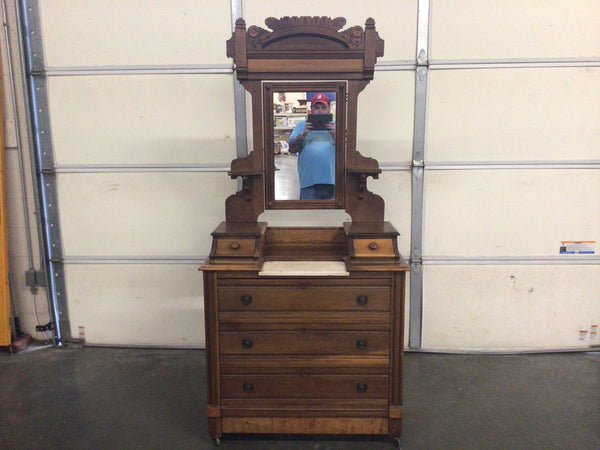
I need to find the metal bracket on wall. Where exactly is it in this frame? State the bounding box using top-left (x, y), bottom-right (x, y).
top-left (20, 0), bottom-right (70, 344)
top-left (25, 268), bottom-right (46, 290)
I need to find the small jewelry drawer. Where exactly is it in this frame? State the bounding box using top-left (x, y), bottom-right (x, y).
top-left (213, 238), bottom-right (257, 257)
top-left (221, 374), bottom-right (389, 399)
top-left (351, 238), bottom-right (396, 258)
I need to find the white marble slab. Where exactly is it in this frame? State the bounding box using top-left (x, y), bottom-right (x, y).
top-left (259, 261), bottom-right (349, 277)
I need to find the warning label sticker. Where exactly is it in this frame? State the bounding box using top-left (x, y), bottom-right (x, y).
top-left (559, 241), bottom-right (596, 254)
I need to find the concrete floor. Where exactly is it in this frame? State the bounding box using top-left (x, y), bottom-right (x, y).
top-left (1, 347), bottom-right (599, 449)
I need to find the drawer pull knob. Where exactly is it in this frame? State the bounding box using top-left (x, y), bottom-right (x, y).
top-left (356, 383), bottom-right (368, 393)
top-left (300, 370), bottom-right (308, 377)
top-left (368, 241), bottom-right (378, 250)
top-left (242, 382), bottom-right (254, 393)
top-left (242, 339), bottom-right (254, 349)
top-left (357, 295), bottom-right (369, 306)
top-left (356, 339), bottom-right (368, 350)
top-left (230, 241), bottom-right (241, 250)
top-left (240, 294), bottom-right (253, 305)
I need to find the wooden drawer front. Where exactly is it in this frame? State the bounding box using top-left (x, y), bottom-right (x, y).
top-left (214, 238), bottom-right (256, 257)
top-left (353, 238), bottom-right (396, 258)
top-left (218, 286), bottom-right (390, 311)
top-left (221, 374), bottom-right (389, 399)
top-left (220, 332), bottom-right (389, 356)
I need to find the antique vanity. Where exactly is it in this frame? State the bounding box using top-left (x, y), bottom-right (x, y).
top-left (200, 17), bottom-right (409, 445)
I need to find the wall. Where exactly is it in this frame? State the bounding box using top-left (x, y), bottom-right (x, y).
top-left (4, 0), bottom-right (599, 350)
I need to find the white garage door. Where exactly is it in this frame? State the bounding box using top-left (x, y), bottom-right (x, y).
top-left (22, 0), bottom-right (600, 349)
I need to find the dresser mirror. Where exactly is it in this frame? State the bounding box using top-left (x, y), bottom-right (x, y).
top-left (267, 81), bottom-right (346, 207)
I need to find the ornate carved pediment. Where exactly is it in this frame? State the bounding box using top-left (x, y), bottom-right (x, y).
top-left (227, 16), bottom-right (384, 64)
top-left (246, 16), bottom-right (362, 51)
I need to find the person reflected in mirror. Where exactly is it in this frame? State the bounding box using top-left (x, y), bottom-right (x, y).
top-left (288, 92), bottom-right (336, 200)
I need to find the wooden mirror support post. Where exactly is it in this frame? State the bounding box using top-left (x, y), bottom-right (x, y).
top-left (200, 17), bottom-right (409, 446)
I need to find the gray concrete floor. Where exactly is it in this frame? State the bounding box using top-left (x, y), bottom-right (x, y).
top-left (1, 346), bottom-right (599, 449)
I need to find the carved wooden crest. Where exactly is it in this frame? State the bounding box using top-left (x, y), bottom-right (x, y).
top-left (226, 16), bottom-right (384, 80)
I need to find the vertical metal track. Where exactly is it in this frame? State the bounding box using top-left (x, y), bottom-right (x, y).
top-left (19, 0), bottom-right (69, 344)
top-left (408, 0), bottom-right (430, 348)
top-left (231, 0), bottom-right (247, 159)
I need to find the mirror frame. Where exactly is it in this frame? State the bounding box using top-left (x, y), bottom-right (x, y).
top-left (225, 16), bottom-right (385, 223)
top-left (265, 81), bottom-right (347, 209)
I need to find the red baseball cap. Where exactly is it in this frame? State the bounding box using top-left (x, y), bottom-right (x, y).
top-left (310, 92), bottom-right (330, 106)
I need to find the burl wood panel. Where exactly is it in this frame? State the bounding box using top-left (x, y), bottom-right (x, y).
top-left (221, 417), bottom-right (388, 435)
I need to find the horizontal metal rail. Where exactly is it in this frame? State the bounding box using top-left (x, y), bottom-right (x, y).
top-left (430, 57), bottom-right (600, 70)
top-left (51, 160), bottom-right (600, 174)
top-left (59, 255), bottom-right (600, 266)
top-left (62, 256), bottom-right (207, 265)
top-left (53, 163), bottom-right (230, 173)
top-left (41, 57), bottom-right (600, 77)
top-left (44, 64), bottom-right (234, 76)
top-left (425, 161), bottom-right (600, 170)
top-left (424, 256), bottom-right (600, 265)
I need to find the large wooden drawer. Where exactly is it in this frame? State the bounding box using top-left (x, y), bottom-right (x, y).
top-left (221, 374), bottom-right (389, 399)
top-left (220, 331), bottom-right (389, 356)
top-left (218, 282), bottom-right (390, 312)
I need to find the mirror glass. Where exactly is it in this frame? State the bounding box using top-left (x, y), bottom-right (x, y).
top-left (271, 87), bottom-right (340, 203)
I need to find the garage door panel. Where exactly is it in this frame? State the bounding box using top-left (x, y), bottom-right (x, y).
top-left (48, 75), bottom-right (236, 165)
top-left (40, 0), bottom-right (231, 66)
top-left (427, 68), bottom-right (600, 162)
top-left (422, 265), bottom-right (600, 350)
top-left (57, 172), bottom-right (235, 257)
top-left (357, 71), bottom-right (414, 164)
top-left (375, 171), bottom-right (412, 257)
top-left (65, 264), bottom-right (204, 347)
top-left (430, 0), bottom-right (600, 60)
top-left (423, 170), bottom-right (600, 257)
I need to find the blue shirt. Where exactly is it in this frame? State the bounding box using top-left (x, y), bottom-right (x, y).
top-left (289, 119), bottom-right (335, 188)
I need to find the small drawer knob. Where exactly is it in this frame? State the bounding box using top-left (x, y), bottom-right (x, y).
top-left (356, 383), bottom-right (368, 393)
top-left (240, 294), bottom-right (253, 305)
top-left (368, 241), bottom-right (378, 250)
top-left (356, 339), bottom-right (368, 350)
top-left (242, 339), bottom-right (253, 349)
top-left (242, 382), bottom-right (254, 393)
top-left (356, 295), bottom-right (369, 306)
top-left (230, 241), bottom-right (241, 250)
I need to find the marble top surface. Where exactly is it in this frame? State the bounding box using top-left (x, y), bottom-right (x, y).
top-left (259, 261), bottom-right (349, 277)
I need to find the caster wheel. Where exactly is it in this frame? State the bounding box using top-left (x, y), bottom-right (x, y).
top-left (213, 437), bottom-right (221, 446)
top-left (391, 436), bottom-right (402, 448)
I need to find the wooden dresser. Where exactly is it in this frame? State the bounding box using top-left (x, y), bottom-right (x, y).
top-left (200, 16), bottom-right (409, 445)
top-left (201, 225), bottom-right (408, 444)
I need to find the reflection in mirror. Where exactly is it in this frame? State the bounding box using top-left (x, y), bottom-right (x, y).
top-left (274, 91), bottom-right (337, 200)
